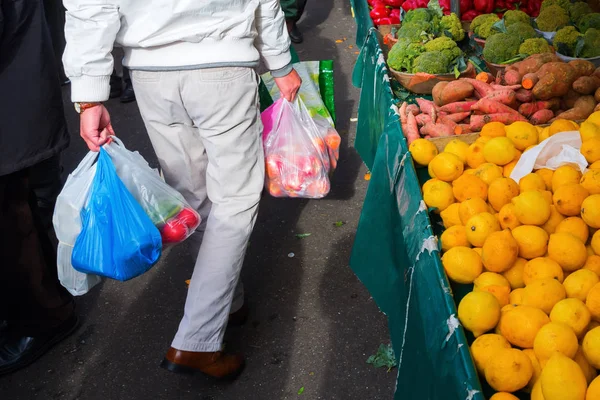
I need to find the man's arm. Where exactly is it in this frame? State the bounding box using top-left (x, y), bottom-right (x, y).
top-left (63, 0), bottom-right (120, 102)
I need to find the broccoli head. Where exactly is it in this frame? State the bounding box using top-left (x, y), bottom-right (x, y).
top-left (483, 32), bottom-right (522, 64)
top-left (540, 0), bottom-right (570, 12)
top-left (554, 26), bottom-right (583, 56)
top-left (387, 38), bottom-right (426, 71)
top-left (471, 14), bottom-right (501, 39)
top-left (424, 36), bottom-right (462, 61)
top-left (404, 8), bottom-right (432, 24)
top-left (536, 5), bottom-right (570, 32)
top-left (578, 13), bottom-right (600, 34)
top-left (440, 13), bottom-right (465, 41)
top-left (506, 22), bottom-right (539, 42)
top-left (397, 21), bottom-right (434, 42)
top-left (581, 28), bottom-right (600, 58)
top-left (519, 38), bottom-right (553, 56)
top-left (504, 10), bottom-right (531, 27)
top-left (569, 2), bottom-right (593, 25)
top-left (412, 51), bottom-right (451, 74)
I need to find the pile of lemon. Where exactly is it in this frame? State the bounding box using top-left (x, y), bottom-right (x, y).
top-left (410, 111), bottom-right (600, 400)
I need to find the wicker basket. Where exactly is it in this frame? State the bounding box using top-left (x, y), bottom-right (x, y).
top-left (388, 62), bottom-right (477, 94)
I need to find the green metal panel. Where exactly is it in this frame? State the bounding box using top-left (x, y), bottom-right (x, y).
top-left (350, 0), bottom-right (374, 47)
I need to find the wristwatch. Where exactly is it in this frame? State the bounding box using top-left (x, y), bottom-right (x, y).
top-left (74, 102), bottom-right (101, 114)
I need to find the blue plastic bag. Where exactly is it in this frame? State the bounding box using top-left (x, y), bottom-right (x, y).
top-left (72, 149), bottom-right (162, 281)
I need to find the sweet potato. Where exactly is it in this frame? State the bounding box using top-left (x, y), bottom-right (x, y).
top-left (596, 103), bottom-right (600, 113)
top-left (420, 121), bottom-right (454, 137)
top-left (406, 104), bottom-right (420, 116)
top-left (491, 84), bottom-right (522, 91)
top-left (432, 81), bottom-right (449, 106)
top-left (477, 72), bottom-right (495, 84)
top-left (416, 98), bottom-right (438, 115)
top-left (529, 109), bottom-right (554, 125)
top-left (415, 113), bottom-right (432, 126)
top-left (439, 116), bottom-right (462, 135)
top-left (399, 102), bottom-right (408, 125)
top-left (569, 60), bottom-right (596, 78)
top-left (596, 87), bottom-right (600, 103)
top-left (515, 88), bottom-right (533, 103)
top-left (471, 98), bottom-right (521, 115)
top-left (462, 78), bottom-right (495, 97)
top-left (553, 95), bottom-right (596, 121)
top-left (521, 73), bottom-right (539, 90)
top-left (436, 80), bottom-right (474, 106)
top-left (518, 99), bottom-right (560, 117)
top-left (573, 76), bottom-right (600, 95)
top-left (439, 101), bottom-right (477, 113)
top-left (503, 68), bottom-right (522, 86)
top-left (405, 112), bottom-right (420, 144)
top-left (561, 89), bottom-right (581, 110)
top-left (458, 124), bottom-right (472, 134)
top-left (532, 62), bottom-right (578, 100)
top-left (504, 53), bottom-right (562, 85)
top-left (443, 112), bottom-right (471, 123)
top-left (485, 89), bottom-right (517, 106)
top-left (594, 67), bottom-right (600, 79)
top-left (470, 113), bottom-right (528, 131)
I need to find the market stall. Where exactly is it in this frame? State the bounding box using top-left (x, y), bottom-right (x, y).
top-left (349, 1), bottom-right (600, 399)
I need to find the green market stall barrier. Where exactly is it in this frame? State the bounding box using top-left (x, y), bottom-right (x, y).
top-left (349, 29), bottom-right (486, 400)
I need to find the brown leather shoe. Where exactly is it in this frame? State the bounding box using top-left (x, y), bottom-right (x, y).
top-left (160, 348), bottom-right (245, 379)
top-left (228, 303), bottom-right (249, 326)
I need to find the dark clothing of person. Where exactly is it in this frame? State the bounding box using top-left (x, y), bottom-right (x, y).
top-left (281, 0), bottom-right (307, 21)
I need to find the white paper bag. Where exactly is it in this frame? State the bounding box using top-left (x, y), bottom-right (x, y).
top-left (510, 131), bottom-right (588, 183)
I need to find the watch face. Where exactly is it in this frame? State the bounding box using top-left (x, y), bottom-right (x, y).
top-left (74, 103), bottom-right (81, 113)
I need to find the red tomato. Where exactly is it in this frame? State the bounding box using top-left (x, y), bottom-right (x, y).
top-left (176, 208), bottom-right (200, 229)
top-left (161, 219), bottom-right (188, 244)
top-left (266, 155), bottom-right (282, 179)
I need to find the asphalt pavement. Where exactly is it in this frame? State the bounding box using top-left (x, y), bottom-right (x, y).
top-left (0, 1), bottom-right (396, 399)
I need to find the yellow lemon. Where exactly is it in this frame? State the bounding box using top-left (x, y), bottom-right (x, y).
top-left (429, 152), bottom-right (464, 182)
top-left (563, 269), bottom-right (600, 302)
top-left (534, 322), bottom-right (578, 362)
top-left (512, 191), bottom-right (551, 226)
top-left (588, 243), bottom-right (596, 256)
top-left (582, 195), bottom-right (600, 229)
top-left (459, 197), bottom-right (489, 225)
top-left (498, 203), bottom-right (521, 230)
top-left (590, 160), bottom-right (600, 170)
top-left (466, 212), bottom-right (501, 247)
top-left (473, 247), bottom-right (483, 257)
top-left (538, 127), bottom-right (550, 143)
top-left (583, 327), bottom-right (600, 369)
top-left (466, 142), bottom-right (486, 169)
top-left (586, 283), bottom-right (600, 322)
top-left (442, 246), bottom-right (483, 284)
top-left (451, 174), bottom-right (488, 202)
top-left (422, 179), bottom-right (455, 212)
top-left (549, 119), bottom-right (579, 136)
top-left (594, 231), bottom-right (600, 255)
top-left (588, 111), bottom-right (600, 126)
top-left (489, 393), bottom-right (518, 400)
top-left (580, 120), bottom-right (600, 142)
top-left (550, 298), bottom-right (591, 338)
top-left (478, 285), bottom-right (511, 307)
top-left (552, 165), bottom-right (582, 192)
top-left (584, 255), bottom-right (600, 277)
top-left (482, 230), bottom-right (519, 273)
top-left (581, 169), bottom-right (600, 195)
top-left (440, 202), bottom-right (461, 228)
top-left (503, 159), bottom-right (518, 178)
top-left (523, 348), bottom-right (543, 392)
top-left (507, 121), bottom-right (539, 150)
top-left (502, 257), bottom-right (527, 289)
top-left (523, 257), bottom-right (564, 285)
top-left (535, 168), bottom-right (554, 191)
top-left (511, 225), bottom-right (549, 260)
top-left (488, 177), bottom-right (520, 212)
top-left (548, 232), bottom-right (587, 272)
top-left (428, 162), bottom-right (436, 178)
top-left (409, 138), bottom-right (438, 166)
top-left (470, 333), bottom-right (511, 374)
top-left (519, 173), bottom-right (547, 192)
top-left (587, 376), bottom-right (600, 399)
top-left (458, 291), bottom-right (501, 337)
top-left (474, 271), bottom-right (511, 291)
top-left (553, 184), bottom-right (590, 217)
top-left (440, 225), bottom-right (470, 251)
top-left (474, 163), bottom-right (504, 185)
top-left (540, 353), bottom-right (587, 400)
top-left (484, 348), bottom-right (533, 392)
top-left (541, 205), bottom-right (566, 235)
top-left (555, 217), bottom-right (590, 243)
top-left (522, 278), bottom-right (566, 314)
top-left (500, 305), bottom-right (550, 348)
top-left (510, 288), bottom-right (525, 304)
top-left (574, 346), bottom-right (597, 384)
top-left (477, 135), bottom-right (492, 145)
top-left (531, 380), bottom-right (544, 400)
top-left (538, 190), bottom-right (553, 205)
top-left (443, 139), bottom-right (469, 163)
top-left (481, 121), bottom-right (507, 138)
top-left (581, 137), bottom-right (600, 164)
top-left (483, 137), bottom-right (517, 166)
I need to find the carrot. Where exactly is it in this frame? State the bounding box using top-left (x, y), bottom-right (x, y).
top-left (432, 81), bottom-right (449, 106)
top-left (415, 113), bottom-right (432, 126)
top-left (573, 76), bottom-right (600, 95)
top-left (503, 68), bottom-right (522, 86)
top-left (491, 84), bottom-right (522, 91)
top-left (485, 89), bottom-right (517, 106)
top-left (553, 95), bottom-right (596, 121)
top-left (406, 104), bottom-right (420, 116)
top-left (405, 112), bottom-right (420, 144)
top-left (515, 88), bottom-right (533, 103)
top-left (416, 98), bottom-right (438, 115)
top-left (477, 72), bottom-right (495, 83)
top-left (421, 121), bottom-right (454, 137)
top-left (462, 78), bottom-right (495, 97)
top-left (529, 109), bottom-right (554, 125)
top-left (470, 113), bottom-right (528, 131)
top-left (518, 99), bottom-right (560, 117)
top-left (521, 73), bottom-right (539, 90)
top-left (399, 102), bottom-right (408, 125)
top-left (442, 111), bottom-right (471, 123)
top-left (440, 101), bottom-right (477, 113)
top-left (471, 98), bottom-right (521, 115)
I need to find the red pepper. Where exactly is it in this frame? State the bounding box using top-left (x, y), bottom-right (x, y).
top-left (371, 0), bottom-right (387, 8)
top-left (460, 0), bottom-right (473, 13)
top-left (370, 6), bottom-right (391, 20)
top-left (440, 0), bottom-right (451, 12)
top-left (402, 0), bottom-right (418, 11)
top-left (461, 9), bottom-right (482, 20)
top-left (416, 0), bottom-right (429, 7)
top-left (505, 2), bottom-right (517, 9)
top-left (383, 0), bottom-right (405, 7)
top-left (375, 17), bottom-right (395, 25)
top-left (390, 8), bottom-right (401, 18)
top-left (474, 0), bottom-right (494, 13)
top-left (495, 0), bottom-right (506, 10)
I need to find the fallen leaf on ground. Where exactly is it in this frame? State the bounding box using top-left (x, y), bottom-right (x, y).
top-left (364, 172), bottom-right (371, 181)
top-left (334, 221), bottom-right (345, 227)
top-left (366, 343), bottom-right (397, 372)
top-left (295, 233), bottom-right (312, 238)
top-left (298, 387), bottom-right (305, 395)
top-left (185, 279), bottom-right (191, 286)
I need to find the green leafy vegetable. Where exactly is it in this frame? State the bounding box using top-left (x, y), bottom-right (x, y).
top-left (366, 344), bottom-right (398, 372)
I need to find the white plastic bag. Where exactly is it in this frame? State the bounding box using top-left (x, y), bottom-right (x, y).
top-left (510, 131), bottom-right (588, 183)
top-left (53, 152), bottom-right (102, 296)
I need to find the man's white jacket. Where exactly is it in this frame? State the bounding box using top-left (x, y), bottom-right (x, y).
top-left (63, 0), bottom-right (292, 102)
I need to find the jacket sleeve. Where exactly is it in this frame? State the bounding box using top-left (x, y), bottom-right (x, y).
top-left (63, 0), bottom-right (120, 102)
top-left (255, 0), bottom-right (293, 78)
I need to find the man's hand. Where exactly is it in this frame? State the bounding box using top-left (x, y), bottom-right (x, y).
top-left (274, 69), bottom-right (302, 102)
top-left (80, 104), bottom-right (115, 151)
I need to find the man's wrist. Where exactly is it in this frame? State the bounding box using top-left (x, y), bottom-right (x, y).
top-left (74, 102), bottom-right (102, 114)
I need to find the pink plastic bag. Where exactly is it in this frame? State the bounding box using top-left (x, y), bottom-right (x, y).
top-left (262, 98), bottom-right (340, 199)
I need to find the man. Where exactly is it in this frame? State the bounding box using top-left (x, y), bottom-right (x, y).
top-left (281, 0), bottom-right (307, 43)
top-left (0, 0), bottom-right (77, 375)
top-left (63, 0), bottom-right (301, 379)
